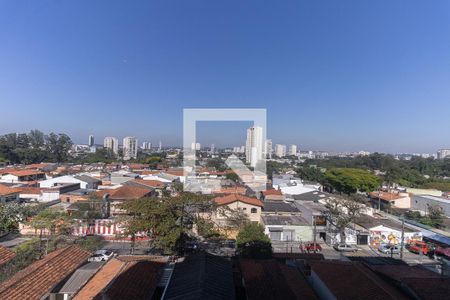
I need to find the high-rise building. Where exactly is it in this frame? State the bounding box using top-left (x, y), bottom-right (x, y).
top-left (104, 137), bottom-right (119, 155)
top-left (88, 135), bottom-right (94, 147)
top-left (289, 144), bottom-right (297, 156)
top-left (245, 126), bottom-right (264, 167)
top-left (275, 144), bottom-right (286, 158)
top-left (123, 137), bottom-right (138, 160)
top-left (191, 142), bottom-right (201, 151)
top-left (158, 141), bottom-right (162, 152)
top-left (265, 139), bottom-right (273, 159)
top-left (210, 144), bottom-right (215, 153)
top-left (437, 149), bottom-right (450, 159)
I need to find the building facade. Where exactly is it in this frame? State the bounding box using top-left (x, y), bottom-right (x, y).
top-left (275, 144), bottom-right (287, 158)
top-left (245, 126), bottom-right (264, 167)
top-left (123, 137), bottom-right (138, 160)
top-left (104, 137), bottom-right (119, 155)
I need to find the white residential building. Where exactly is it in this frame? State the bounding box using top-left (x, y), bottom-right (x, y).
top-left (437, 149), bottom-right (450, 159)
top-left (265, 139), bottom-right (273, 159)
top-left (104, 137), bottom-right (119, 155)
top-left (123, 137), bottom-right (138, 160)
top-left (289, 144), bottom-right (297, 156)
top-left (191, 142), bottom-right (201, 151)
top-left (245, 126), bottom-right (264, 167)
top-left (275, 144), bottom-right (286, 158)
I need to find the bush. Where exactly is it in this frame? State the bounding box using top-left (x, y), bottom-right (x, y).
top-left (236, 223), bottom-right (272, 259)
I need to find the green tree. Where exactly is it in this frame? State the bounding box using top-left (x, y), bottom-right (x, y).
top-left (236, 223), bottom-right (272, 259)
top-left (28, 130), bottom-right (46, 149)
top-left (120, 193), bottom-right (213, 254)
top-left (324, 196), bottom-right (366, 243)
top-left (45, 133), bottom-right (73, 162)
top-left (325, 168), bottom-right (380, 194)
top-left (0, 203), bottom-right (26, 234)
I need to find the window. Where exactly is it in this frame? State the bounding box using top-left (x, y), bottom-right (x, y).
top-left (251, 208), bottom-right (257, 213)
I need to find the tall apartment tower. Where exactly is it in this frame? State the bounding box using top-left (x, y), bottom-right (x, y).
top-left (104, 137), bottom-right (119, 155)
top-left (437, 149), bottom-right (450, 159)
top-left (245, 126), bottom-right (264, 167)
top-left (275, 144), bottom-right (286, 158)
top-left (289, 144), bottom-right (297, 156)
top-left (123, 137), bottom-right (138, 160)
top-left (88, 135), bottom-right (94, 147)
top-left (265, 139), bottom-right (273, 159)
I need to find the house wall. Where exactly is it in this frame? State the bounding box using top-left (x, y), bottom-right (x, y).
top-left (214, 201), bottom-right (262, 224)
top-left (40, 176), bottom-right (87, 189)
top-left (411, 196), bottom-right (450, 217)
top-left (264, 225), bottom-right (313, 242)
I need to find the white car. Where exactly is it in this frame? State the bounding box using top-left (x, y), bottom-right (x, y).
top-left (333, 243), bottom-right (359, 252)
top-left (88, 250), bottom-right (115, 262)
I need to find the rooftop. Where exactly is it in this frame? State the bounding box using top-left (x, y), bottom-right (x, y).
top-left (0, 184), bottom-right (21, 196)
top-left (262, 215), bottom-right (309, 226)
top-left (262, 201), bottom-right (300, 213)
top-left (214, 194), bottom-right (264, 207)
top-left (164, 253), bottom-right (235, 300)
top-left (0, 246), bottom-right (16, 266)
top-left (0, 245), bottom-right (90, 300)
top-left (239, 259), bottom-right (318, 300)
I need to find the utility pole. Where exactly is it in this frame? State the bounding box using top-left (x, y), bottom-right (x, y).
top-left (400, 217), bottom-right (405, 260)
top-left (313, 217), bottom-right (317, 253)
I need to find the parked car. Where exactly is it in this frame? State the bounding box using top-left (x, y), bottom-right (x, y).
top-left (408, 241), bottom-right (431, 255)
top-left (333, 243), bottom-right (358, 252)
top-left (303, 242), bottom-right (322, 252)
top-left (379, 244), bottom-right (401, 254)
top-left (88, 250), bottom-right (115, 262)
top-left (433, 247), bottom-right (450, 260)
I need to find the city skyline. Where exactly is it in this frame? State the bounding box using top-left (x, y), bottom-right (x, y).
top-left (1, 1), bottom-right (450, 153)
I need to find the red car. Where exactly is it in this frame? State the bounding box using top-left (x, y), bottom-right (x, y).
top-left (303, 242), bottom-right (322, 252)
top-left (408, 241), bottom-right (431, 255)
top-left (433, 247), bottom-right (450, 260)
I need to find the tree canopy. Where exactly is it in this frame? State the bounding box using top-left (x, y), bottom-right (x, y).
top-left (236, 222), bottom-right (272, 259)
top-left (325, 168), bottom-right (380, 194)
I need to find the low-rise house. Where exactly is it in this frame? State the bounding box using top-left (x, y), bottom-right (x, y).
top-left (39, 175), bottom-right (100, 190)
top-left (293, 201), bottom-right (328, 241)
top-left (260, 189), bottom-right (284, 201)
top-left (0, 245), bottom-right (91, 300)
top-left (411, 194), bottom-right (450, 217)
top-left (0, 170), bottom-right (46, 184)
top-left (212, 194), bottom-right (264, 225)
top-left (355, 216), bottom-right (422, 247)
top-left (0, 184), bottom-right (20, 203)
top-left (263, 215), bottom-right (313, 242)
top-left (96, 185), bottom-right (154, 215)
top-left (369, 191), bottom-right (411, 209)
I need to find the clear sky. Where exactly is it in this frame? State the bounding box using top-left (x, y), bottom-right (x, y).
top-left (1, 0), bottom-right (449, 153)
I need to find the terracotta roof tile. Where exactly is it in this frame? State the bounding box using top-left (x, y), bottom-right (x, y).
top-left (0, 245), bottom-right (90, 300)
top-left (307, 260), bottom-right (408, 300)
top-left (0, 184), bottom-right (21, 196)
top-left (0, 246), bottom-right (15, 266)
top-left (214, 194), bottom-right (263, 207)
top-left (3, 170), bottom-right (45, 177)
top-left (95, 185), bottom-right (152, 200)
top-left (239, 259), bottom-right (318, 300)
top-left (131, 179), bottom-right (165, 188)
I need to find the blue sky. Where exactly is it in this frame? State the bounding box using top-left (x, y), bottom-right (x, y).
top-left (1, 0), bottom-right (449, 153)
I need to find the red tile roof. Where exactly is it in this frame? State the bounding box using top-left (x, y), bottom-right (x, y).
top-left (239, 259), bottom-right (318, 300)
top-left (24, 163), bottom-right (49, 170)
top-left (131, 179), bottom-right (165, 188)
top-left (307, 260), bottom-right (408, 300)
top-left (401, 277), bottom-right (450, 300)
top-left (17, 187), bottom-right (41, 195)
top-left (0, 245), bottom-right (90, 300)
top-left (215, 186), bottom-right (247, 194)
top-left (96, 185), bottom-right (152, 200)
top-left (0, 246), bottom-right (16, 266)
top-left (262, 189), bottom-right (282, 196)
top-left (369, 191), bottom-right (402, 201)
top-left (214, 194), bottom-right (264, 207)
top-left (3, 170), bottom-right (45, 177)
top-left (0, 184), bottom-right (21, 196)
